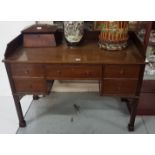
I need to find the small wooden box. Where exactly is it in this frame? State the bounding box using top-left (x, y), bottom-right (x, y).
top-left (22, 24), bottom-right (58, 47)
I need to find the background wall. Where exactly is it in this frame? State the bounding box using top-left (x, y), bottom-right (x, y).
top-left (0, 21), bottom-right (35, 133)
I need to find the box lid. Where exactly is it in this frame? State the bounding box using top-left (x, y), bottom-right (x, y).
top-left (22, 24), bottom-right (58, 34)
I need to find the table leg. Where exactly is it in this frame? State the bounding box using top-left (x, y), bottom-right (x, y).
top-left (5, 64), bottom-right (26, 128)
top-left (33, 95), bottom-right (39, 100)
top-left (13, 94), bottom-right (26, 127)
top-left (121, 98), bottom-right (128, 102)
top-left (128, 98), bottom-right (138, 131)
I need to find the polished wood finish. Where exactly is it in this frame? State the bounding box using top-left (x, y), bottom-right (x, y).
top-left (13, 77), bottom-right (47, 93)
top-left (138, 93), bottom-right (155, 115)
top-left (23, 34), bottom-right (56, 47)
top-left (129, 31), bottom-right (146, 58)
top-left (22, 24), bottom-right (57, 34)
top-left (137, 80), bottom-right (155, 115)
top-left (22, 24), bottom-right (59, 47)
top-left (129, 22), bottom-right (155, 115)
top-left (3, 30), bottom-right (146, 131)
top-left (128, 98), bottom-right (138, 131)
top-left (4, 63), bottom-right (26, 127)
top-left (4, 35), bottom-right (22, 58)
top-left (4, 40), bottom-right (144, 64)
top-left (141, 80), bottom-right (155, 92)
top-left (104, 65), bottom-right (140, 78)
top-left (10, 63), bottom-right (44, 77)
top-left (143, 22), bottom-right (153, 49)
top-left (45, 64), bottom-right (102, 80)
top-left (102, 79), bottom-right (138, 96)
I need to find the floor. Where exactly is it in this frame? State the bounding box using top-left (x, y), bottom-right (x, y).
top-left (16, 81), bottom-right (155, 134)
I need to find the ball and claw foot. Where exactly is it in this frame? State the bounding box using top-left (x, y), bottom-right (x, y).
top-left (128, 124), bottom-right (134, 132)
top-left (19, 120), bottom-right (26, 128)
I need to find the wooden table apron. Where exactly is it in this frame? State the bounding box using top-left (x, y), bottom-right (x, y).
top-left (3, 34), bottom-right (145, 131)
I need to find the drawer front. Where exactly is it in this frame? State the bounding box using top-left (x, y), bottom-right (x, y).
top-left (104, 65), bottom-right (140, 78)
top-left (13, 78), bottom-right (47, 93)
top-left (45, 65), bottom-right (102, 80)
top-left (102, 79), bottom-right (138, 95)
top-left (23, 34), bottom-right (56, 47)
top-left (45, 65), bottom-right (62, 79)
top-left (10, 64), bottom-right (44, 77)
top-left (61, 65), bottom-right (101, 79)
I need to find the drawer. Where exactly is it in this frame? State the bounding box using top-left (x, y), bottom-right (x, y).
top-left (13, 77), bottom-right (47, 93)
top-left (45, 64), bottom-right (102, 80)
top-left (10, 64), bottom-right (44, 77)
top-left (61, 65), bottom-right (101, 79)
top-left (102, 79), bottom-right (138, 95)
top-left (45, 65), bottom-right (62, 79)
top-left (23, 34), bottom-right (56, 47)
top-left (104, 65), bottom-right (140, 78)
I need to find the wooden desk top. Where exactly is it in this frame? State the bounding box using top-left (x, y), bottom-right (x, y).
top-left (4, 40), bottom-right (144, 65)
